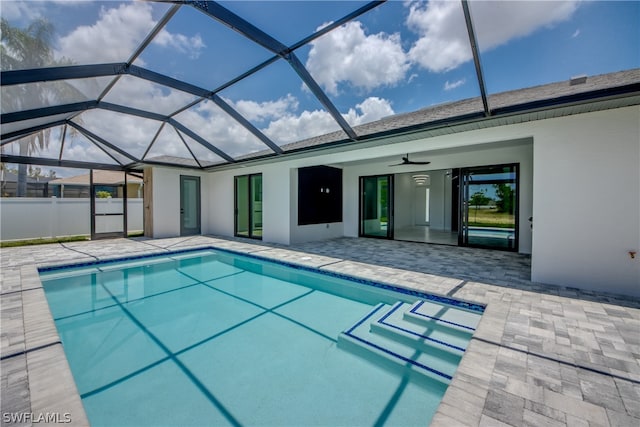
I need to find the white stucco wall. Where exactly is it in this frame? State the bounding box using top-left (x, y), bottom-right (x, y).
top-left (205, 163), bottom-right (295, 245)
top-left (531, 107), bottom-right (640, 296)
top-left (204, 163), bottom-right (344, 245)
top-left (150, 167), bottom-right (208, 238)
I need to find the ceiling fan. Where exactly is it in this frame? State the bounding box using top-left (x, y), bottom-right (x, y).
top-left (388, 154), bottom-right (431, 166)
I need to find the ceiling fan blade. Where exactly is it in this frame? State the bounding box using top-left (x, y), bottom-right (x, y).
top-left (388, 153), bottom-right (430, 166)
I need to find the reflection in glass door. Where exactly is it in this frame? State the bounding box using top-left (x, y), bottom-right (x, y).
top-left (235, 174), bottom-right (262, 239)
top-left (180, 175), bottom-right (200, 236)
top-left (460, 164), bottom-right (518, 251)
top-left (360, 175), bottom-right (393, 239)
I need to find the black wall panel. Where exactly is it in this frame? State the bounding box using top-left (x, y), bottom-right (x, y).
top-left (298, 165), bottom-right (342, 225)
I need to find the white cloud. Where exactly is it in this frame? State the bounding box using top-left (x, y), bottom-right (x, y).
top-left (1, 1), bottom-right (83, 22)
top-left (154, 30), bottom-right (206, 60)
top-left (260, 96), bottom-right (394, 143)
top-left (36, 92), bottom-right (396, 160)
top-left (572, 29), bottom-right (581, 38)
top-left (225, 93), bottom-right (338, 144)
top-left (192, 94), bottom-right (394, 146)
top-left (102, 76), bottom-right (196, 115)
top-left (57, 2), bottom-right (157, 64)
top-left (232, 94), bottom-right (299, 122)
top-left (344, 97), bottom-right (395, 126)
top-left (406, 0), bottom-right (470, 72)
top-left (471, 1), bottom-right (580, 49)
top-left (406, 0), bottom-right (580, 72)
top-left (306, 21), bottom-right (410, 95)
top-left (174, 100), bottom-right (267, 158)
top-left (56, 2), bottom-right (205, 65)
top-left (1, 123), bottom-right (124, 166)
top-left (444, 78), bottom-right (465, 91)
top-left (1, 1), bottom-right (43, 21)
top-left (77, 109), bottom-right (161, 159)
top-left (63, 134), bottom-right (117, 164)
top-left (263, 109), bottom-right (341, 144)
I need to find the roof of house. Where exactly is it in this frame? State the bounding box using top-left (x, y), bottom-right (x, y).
top-left (277, 68), bottom-right (640, 154)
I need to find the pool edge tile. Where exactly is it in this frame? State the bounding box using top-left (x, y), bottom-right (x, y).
top-left (27, 344), bottom-right (89, 426)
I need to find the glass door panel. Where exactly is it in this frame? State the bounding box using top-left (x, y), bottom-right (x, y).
top-left (235, 175), bottom-right (249, 237)
top-left (460, 164), bottom-right (518, 250)
top-left (180, 175), bottom-right (201, 236)
top-left (250, 174), bottom-right (263, 238)
top-left (360, 175), bottom-right (393, 239)
top-left (235, 174), bottom-right (262, 239)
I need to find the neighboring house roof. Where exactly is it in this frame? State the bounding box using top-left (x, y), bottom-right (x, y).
top-left (49, 170), bottom-right (143, 186)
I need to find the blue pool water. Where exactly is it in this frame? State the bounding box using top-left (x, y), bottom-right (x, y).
top-left (40, 248), bottom-right (483, 426)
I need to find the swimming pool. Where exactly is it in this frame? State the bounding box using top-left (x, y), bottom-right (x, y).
top-left (40, 248), bottom-right (484, 426)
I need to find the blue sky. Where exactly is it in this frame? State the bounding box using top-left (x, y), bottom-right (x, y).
top-left (2, 0), bottom-right (639, 169)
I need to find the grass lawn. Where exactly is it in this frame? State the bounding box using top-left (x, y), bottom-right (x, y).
top-left (1, 231), bottom-right (144, 248)
top-left (0, 235), bottom-right (90, 248)
top-left (467, 207), bottom-right (514, 228)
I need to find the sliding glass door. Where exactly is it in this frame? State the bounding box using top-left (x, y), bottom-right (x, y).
top-left (460, 164), bottom-right (518, 251)
top-left (235, 174), bottom-right (262, 239)
top-left (359, 175), bottom-right (393, 239)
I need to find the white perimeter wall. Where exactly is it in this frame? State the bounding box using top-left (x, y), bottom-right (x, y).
top-left (151, 105), bottom-right (639, 296)
top-left (0, 198), bottom-right (143, 241)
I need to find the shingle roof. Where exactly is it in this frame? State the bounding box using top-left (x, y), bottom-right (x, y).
top-left (273, 69), bottom-right (640, 155)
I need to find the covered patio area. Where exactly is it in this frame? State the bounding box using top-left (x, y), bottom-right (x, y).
top-left (1, 236), bottom-right (638, 426)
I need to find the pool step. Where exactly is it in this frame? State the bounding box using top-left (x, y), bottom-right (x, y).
top-left (403, 299), bottom-right (482, 335)
top-left (338, 300), bottom-right (479, 385)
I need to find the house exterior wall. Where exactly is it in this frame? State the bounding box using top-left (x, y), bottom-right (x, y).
top-left (200, 139), bottom-right (533, 247)
top-left (150, 167), bottom-right (209, 239)
top-left (205, 162), bottom-right (341, 245)
top-left (150, 105), bottom-right (639, 296)
top-left (531, 107), bottom-right (640, 296)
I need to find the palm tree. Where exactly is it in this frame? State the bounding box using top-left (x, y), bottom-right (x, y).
top-left (1, 18), bottom-right (77, 196)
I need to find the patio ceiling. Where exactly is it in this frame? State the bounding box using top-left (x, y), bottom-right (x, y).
top-left (1, 0), bottom-right (639, 172)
